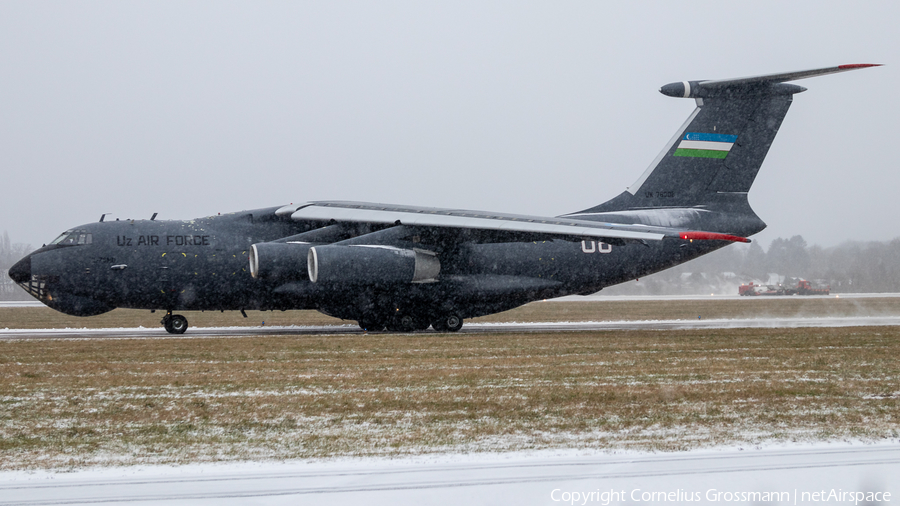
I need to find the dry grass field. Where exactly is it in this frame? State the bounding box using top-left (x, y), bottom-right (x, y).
top-left (1, 322), bottom-right (899, 469)
top-left (2, 296), bottom-right (900, 329)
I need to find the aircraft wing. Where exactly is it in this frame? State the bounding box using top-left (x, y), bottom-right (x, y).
top-left (275, 201), bottom-right (749, 243)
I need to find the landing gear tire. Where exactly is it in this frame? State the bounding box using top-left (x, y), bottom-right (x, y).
top-left (386, 314), bottom-right (429, 333)
top-left (162, 314), bottom-right (188, 334)
top-left (431, 314), bottom-right (463, 332)
top-left (358, 318), bottom-right (386, 331)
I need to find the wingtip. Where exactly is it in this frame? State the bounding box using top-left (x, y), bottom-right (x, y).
top-left (679, 232), bottom-right (751, 243)
top-left (838, 63), bottom-right (883, 70)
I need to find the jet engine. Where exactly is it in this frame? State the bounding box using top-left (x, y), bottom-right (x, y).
top-left (308, 245), bottom-right (440, 284)
top-left (249, 242), bottom-right (314, 280)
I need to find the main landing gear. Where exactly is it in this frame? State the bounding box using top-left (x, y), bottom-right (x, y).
top-left (161, 311), bottom-right (188, 334)
top-left (431, 314), bottom-right (463, 332)
top-left (357, 313), bottom-right (464, 333)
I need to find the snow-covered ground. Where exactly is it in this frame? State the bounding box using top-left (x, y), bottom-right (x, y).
top-left (552, 293), bottom-right (900, 301)
top-left (3, 296), bottom-right (898, 505)
top-left (1, 442), bottom-right (897, 505)
top-left (4, 316), bottom-right (900, 340)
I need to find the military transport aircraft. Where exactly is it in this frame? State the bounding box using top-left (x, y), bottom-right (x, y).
top-left (8, 64), bottom-right (878, 334)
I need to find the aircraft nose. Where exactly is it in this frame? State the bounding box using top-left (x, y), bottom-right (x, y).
top-left (8, 255), bottom-right (31, 284)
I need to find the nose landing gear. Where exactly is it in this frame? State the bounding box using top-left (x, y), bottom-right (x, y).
top-left (161, 312), bottom-right (189, 334)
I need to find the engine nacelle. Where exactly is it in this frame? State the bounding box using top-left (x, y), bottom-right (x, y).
top-left (249, 242), bottom-right (314, 280)
top-left (308, 245), bottom-right (440, 284)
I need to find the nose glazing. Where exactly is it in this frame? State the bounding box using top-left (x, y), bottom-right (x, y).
top-left (8, 255), bottom-right (31, 284)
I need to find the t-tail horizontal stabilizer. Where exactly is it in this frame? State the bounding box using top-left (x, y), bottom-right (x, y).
top-left (659, 64), bottom-right (882, 99)
top-left (575, 63), bottom-right (881, 239)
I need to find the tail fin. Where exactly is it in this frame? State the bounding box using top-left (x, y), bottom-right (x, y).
top-left (578, 64), bottom-right (879, 216)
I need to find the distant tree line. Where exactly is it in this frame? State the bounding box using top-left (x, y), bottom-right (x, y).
top-left (603, 235), bottom-right (900, 295)
top-left (0, 232), bottom-right (33, 300)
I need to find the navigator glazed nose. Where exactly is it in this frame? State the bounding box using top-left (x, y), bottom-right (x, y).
top-left (8, 254), bottom-right (31, 284)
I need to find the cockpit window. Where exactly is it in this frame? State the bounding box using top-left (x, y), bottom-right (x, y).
top-left (50, 230), bottom-right (92, 246)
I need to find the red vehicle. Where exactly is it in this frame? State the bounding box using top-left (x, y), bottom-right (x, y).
top-left (738, 282), bottom-right (763, 296)
top-left (796, 279), bottom-right (831, 295)
top-left (738, 282), bottom-right (786, 296)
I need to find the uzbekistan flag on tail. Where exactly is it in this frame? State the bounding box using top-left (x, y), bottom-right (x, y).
top-left (673, 132), bottom-right (737, 159)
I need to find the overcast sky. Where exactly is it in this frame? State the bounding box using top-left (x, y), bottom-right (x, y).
top-left (1, 1), bottom-right (897, 250)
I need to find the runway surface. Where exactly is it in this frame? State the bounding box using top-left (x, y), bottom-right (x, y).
top-left (1, 443), bottom-right (897, 505)
top-left (3, 315), bottom-right (900, 340)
